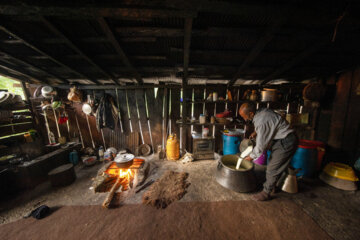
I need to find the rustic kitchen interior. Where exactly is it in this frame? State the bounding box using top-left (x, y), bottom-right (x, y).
top-left (0, 1), bottom-right (359, 240)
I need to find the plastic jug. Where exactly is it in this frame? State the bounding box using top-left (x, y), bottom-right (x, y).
top-left (69, 150), bottom-right (79, 165)
top-left (166, 134), bottom-right (180, 160)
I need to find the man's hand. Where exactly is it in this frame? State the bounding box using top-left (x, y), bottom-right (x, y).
top-left (244, 156), bottom-right (253, 162)
top-left (249, 132), bottom-right (257, 140)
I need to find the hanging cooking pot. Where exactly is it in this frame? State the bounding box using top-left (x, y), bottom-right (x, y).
top-left (261, 88), bottom-right (278, 102)
top-left (114, 153), bottom-right (134, 168)
top-left (41, 86), bottom-right (54, 98)
top-left (215, 154), bottom-right (257, 192)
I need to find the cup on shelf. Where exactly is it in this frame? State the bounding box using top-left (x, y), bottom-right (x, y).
top-left (199, 114), bottom-right (206, 124)
top-left (213, 92), bottom-right (218, 101)
top-left (202, 128), bottom-right (209, 138)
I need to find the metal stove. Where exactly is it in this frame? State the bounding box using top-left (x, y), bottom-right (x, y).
top-left (192, 137), bottom-right (215, 160)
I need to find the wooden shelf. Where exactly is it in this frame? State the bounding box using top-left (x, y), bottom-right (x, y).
top-left (176, 120), bottom-right (244, 127)
top-left (0, 104), bottom-right (29, 111)
top-left (29, 97), bottom-right (53, 102)
top-left (180, 100), bottom-right (246, 104)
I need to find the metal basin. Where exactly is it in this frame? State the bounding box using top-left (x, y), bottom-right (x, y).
top-left (215, 155), bottom-right (257, 193)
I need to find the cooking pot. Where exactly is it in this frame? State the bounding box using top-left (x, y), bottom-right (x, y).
top-left (261, 88), bottom-right (278, 102)
top-left (41, 86), bottom-right (54, 98)
top-left (114, 153), bottom-right (134, 168)
top-left (215, 154), bottom-right (257, 192)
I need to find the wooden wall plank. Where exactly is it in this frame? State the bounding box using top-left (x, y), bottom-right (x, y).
top-left (342, 69), bottom-right (360, 161)
top-left (328, 72), bottom-right (352, 148)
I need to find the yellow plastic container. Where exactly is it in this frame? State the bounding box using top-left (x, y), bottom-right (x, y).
top-left (323, 162), bottom-right (359, 182)
top-left (24, 133), bottom-right (33, 143)
top-left (166, 134), bottom-right (180, 161)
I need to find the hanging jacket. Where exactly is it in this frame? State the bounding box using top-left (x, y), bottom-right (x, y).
top-left (96, 94), bottom-right (118, 130)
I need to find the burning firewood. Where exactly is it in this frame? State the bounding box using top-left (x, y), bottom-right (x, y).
top-left (102, 177), bottom-right (125, 209)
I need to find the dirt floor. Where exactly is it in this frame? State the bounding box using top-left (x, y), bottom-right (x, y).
top-left (0, 201), bottom-right (331, 240)
top-left (1, 154), bottom-right (360, 240)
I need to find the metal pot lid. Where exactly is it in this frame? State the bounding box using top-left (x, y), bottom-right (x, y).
top-left (115, 153), bottom-right (134, 163)
top-left (82, 103), bottom-right (92, 115)
top-left (223, 128), bottom-right (244, 136)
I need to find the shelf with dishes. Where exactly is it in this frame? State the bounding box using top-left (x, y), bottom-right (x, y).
top-left (180, 100), bottom-right (247, 104)
top-left (175, 119), bottom-right (244, 127)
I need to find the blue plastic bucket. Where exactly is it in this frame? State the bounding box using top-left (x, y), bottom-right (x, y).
top-left (223, 133), bottom-right (241, 155)
top-left (291, 141), bottom-right (317, 177)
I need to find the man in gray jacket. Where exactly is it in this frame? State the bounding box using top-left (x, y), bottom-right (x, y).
top-left (239, 102), bottom-right (298, 201)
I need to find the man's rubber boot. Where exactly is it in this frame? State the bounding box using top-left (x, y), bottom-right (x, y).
top-left (251, 191), bottom-right (271, 201)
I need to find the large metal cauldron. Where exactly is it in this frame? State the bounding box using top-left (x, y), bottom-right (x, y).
top-left (216, 155), bottom-right (257, 193)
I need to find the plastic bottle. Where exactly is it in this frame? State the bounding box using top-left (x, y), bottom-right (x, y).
top-left (98, 146), bottom-right (104, 162)
top-left (69, 150), bottom-right (79, 165)
top-left (166, 134), bottom-right (180, 161)
top-left (202, 128), bottom-right (209, 138)
top-left (199, 114), bottom-right (206, 124)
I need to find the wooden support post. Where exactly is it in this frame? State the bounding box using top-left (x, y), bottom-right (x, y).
top-left (181, 18), bottom-right (193, 153)
top-left (162, 88), bottom-right (168, 149)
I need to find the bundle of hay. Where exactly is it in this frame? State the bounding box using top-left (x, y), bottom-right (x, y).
top-left (142, 171), bottom-right (190, 209)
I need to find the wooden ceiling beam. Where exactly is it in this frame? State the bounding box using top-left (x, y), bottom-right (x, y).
top-left (0, 67), bottom-right (31, 83)
top-left (227, 9), bottom-right (290, 87)
top-left (260, 20), bottom-right (360, 84)
top-left (0, 25), bottom-right (98, 84)
top-left (262, 44), bottom-right (322, 85)
top-left (114, 27), bottom-right (258, 37)
top-left (0, 61), bottom-right (43, 83)
top-left (0, 48), bottom-right (67, 84)
top-left (2, 37), bottom-right (109, 45)
top-left (0, 1), bottom-right (342, 19)
top-left (40, 17), bottom-right (110, 85)
top-left (0, 5), bottom-right (196, 18)
top-left (120, 37), bottom-right (157, 43)
top-left (97, 17), bottom-right (143, 85)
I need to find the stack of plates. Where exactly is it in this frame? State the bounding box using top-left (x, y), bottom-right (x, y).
top-left (320, 162), bottom-right (359, 191)
top-left (0, 91), bottom-right (23, 107)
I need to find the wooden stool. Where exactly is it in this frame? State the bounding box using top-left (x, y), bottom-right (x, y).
top-left (48, 164), bottom-right (76, 187)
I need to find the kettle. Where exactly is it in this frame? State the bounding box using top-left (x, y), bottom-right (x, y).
top-left (281, 167), bottom-right (301, 193)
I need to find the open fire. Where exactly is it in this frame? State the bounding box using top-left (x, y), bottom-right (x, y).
top-left (92, 158), bottom-right (145, 208)
top-left (95, 159), bottom-right (144, 208)
top-left (103, 162), bottom-right (137, 191)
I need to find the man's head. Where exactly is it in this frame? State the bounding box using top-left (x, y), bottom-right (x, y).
top-left (239, 102), bottom-right (256, 122)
